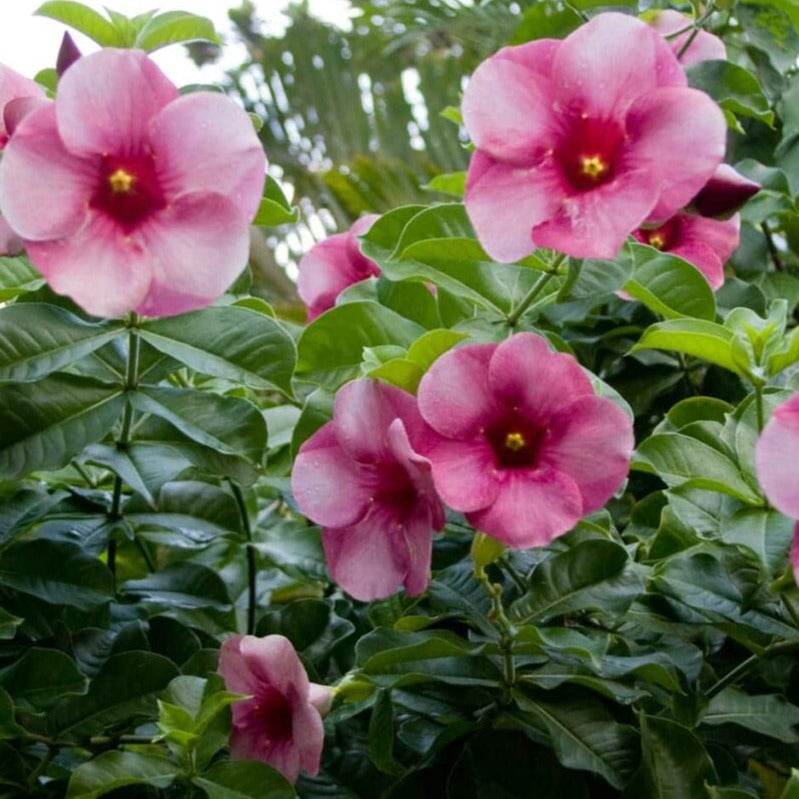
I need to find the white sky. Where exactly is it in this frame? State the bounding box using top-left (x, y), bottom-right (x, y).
top-left (0, 1), bottom-right (351, 86)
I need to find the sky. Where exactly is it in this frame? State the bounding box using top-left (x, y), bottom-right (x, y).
top-left (0, 1), bottom-right (352, 86)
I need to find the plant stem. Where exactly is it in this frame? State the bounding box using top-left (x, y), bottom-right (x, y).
top-left (108, 314), bottom-right (141, 584)
top-left (673, 3), bottom-right (717, 60)
top-left (26, 745), bottom-right (55, 790)
top-left (506, 253), bottom-right (566, 327)
top-left (474, 564), bottom-right (515, 700)
top-left (705, 640), bottom-right (799, 699)
top-left (230, 480), bottom-right (258, 635)
top-left (754, 381), bottom-right (765, 433)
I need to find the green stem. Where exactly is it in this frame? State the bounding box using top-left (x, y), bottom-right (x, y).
top-left (706, 640), bottom-right (799, 699)
top-left (673, 3), bottom-right (717, 60)
top-left (26, 745), bottom-right (55, 790)
top-left (108, 314), bottom-right (141, 584)
top-left (474, 565), bottom-right (515, 699)
top-left (506, 254), bottom-right (566, 327)
top-left (230, 480), bottom-right (258, 635)
top-left (754, 382), bottom-right (765, 434)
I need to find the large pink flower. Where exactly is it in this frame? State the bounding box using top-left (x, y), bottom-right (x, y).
top-left (633, 211), bottom-right (739, 290)
top-left (462, 12), bottom-right (726, 262)
top-left (297, 214), bottom-right (380, 321)
top-left (416, 333), bottom-right (634, 548)
top-left (648, 9), bottom-right (726, 67)
top-left (0, 49), bottom-right (266, 318)
top-left (219, 634), bottom-right (331, 783)
top-left (291, 378), bottom-right (445, 600)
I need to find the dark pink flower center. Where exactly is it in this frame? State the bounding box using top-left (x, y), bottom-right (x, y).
top-left (252, 684), bottom-right (294, 744)
top-left (374, 463), bottom-right (421, 520)
top-left (635, 216), bottom-right (681, 251)
top-left (557, 115), bottom-right (623, 192)
top-left (91, 152), bottom-right (166, 232)
top-left (486, 413), bottom-right (547, 469)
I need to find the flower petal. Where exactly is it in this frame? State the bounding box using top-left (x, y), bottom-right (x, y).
top-left (691, 164), bottom-right (759, 218)
top-left (334, 379), bottom-right (421, 463)
top-left (0, 217), bottom-right (22, 255)
top-left (322, 505), bottom-right (415, 601)
top-left (218, 635), bottom-right (259, 694)
top-left (149, 91), bottom-right (266, 220)
top-left (55, 49), bottom-right (178, 157)
top-left (540, 394), bottom-right (633, 513)
top-left (756, 394), bottom-right (799, 518)
top-left (418, 343), bottom-right (501, 438)
top-left (463, 42), bottom-right (557, 164)
top-left (426, 437), bottom-right (501, 512)
top-left (292, 423), bottom-right (373, 528)
top-left (25, 212), bottom-right (152, 317)
top-left (649, 9), bottom-right (726, 67)
top-left (0, 63), bottom-right (44, 140)
top-left (291, 700), bottom-right (325, 777)
top-left (669, 213), bottom-right (739, 289)
top-left (401, 506), bottom-right (437, 597)
top-left (297, 233), bottom-right (356, 320)
top-left (0, 104), bottom-right (94, 241)
top-left (135, 191), bottom-right (250, 317)
top-left (624, 87), bottom-right (726, 222)
top-left (465, 150), bottom-right (562, 263)
top-left (466, 467), bottom-right (583, 549)
top-left (488, 333), bottom-right (594, 421)
top-left (553, 12), bottom-right (684, 119)
top-left (239, 634), bottom-right (310, 697)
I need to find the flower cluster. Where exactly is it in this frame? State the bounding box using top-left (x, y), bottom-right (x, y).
top-left (0, 49), bottom-right (265, 318)
top-left (292, 333), bottom-right (634, 596)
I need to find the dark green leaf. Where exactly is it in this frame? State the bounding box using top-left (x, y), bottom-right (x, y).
top-left (687, 60), bottom-right (774, 127)
top-left (66, 751), bottom-right (179, 799)
top-left (122, 563), bottom-right (232, 610)
top-left (140, 306), bottom-right (296, 394)
top-left (0, 375), bottom-right (124, 480)
top-left (192, 760), bottom-right (295, 799)
top-left (0, 648), bottom-right (86, 712)
top-left (703, 688), bottom-right (799, 742)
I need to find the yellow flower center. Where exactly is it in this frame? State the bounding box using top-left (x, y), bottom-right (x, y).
top-left (648, 232), bottom-right (666, 249)
top-left (580, 155), bottom-right (608, 180)
top-left (108, 168), bottom-right (135, 194)
top-left (504, 432), bottom-right (526, 452)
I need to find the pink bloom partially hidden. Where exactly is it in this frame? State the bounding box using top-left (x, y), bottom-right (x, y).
top-left (416, 333), bottom-right (633, 548)
top-left (0, 64), bottom-right (44, 255)
top-left (691, 164), bottom-right (760, 219)
top-left (0, 49), bottom-right (266, 318)
top-left (292, 379), bottom-right (445, 601)
top-left (649, 9), bottom-right (726, 67)
top-left (756, 394), bottom-right (799, 520)
top-left (633, 212), bottom-right (739, 291)
top-left (297, 214), bottom-right (380, 321)
top-left (219, 634), bottom-right (331, 783)
top-left (462, 12), bottom-right (726, 262)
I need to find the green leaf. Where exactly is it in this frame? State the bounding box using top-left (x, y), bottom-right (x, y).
top-left (623, 245), bottom-right (716, 321)
top-left (369, 689), bottom-right (402, 775)
top-left (0, 485), bottom-right (69, 549)
top-left (192, 761), bottom-right (295, 799)
top-left (122, 563), bottom-right (232, 610)
top-left (514, 689), bottom-right (638, 789)
top-left (0, 303), bottom-right (125, 381)
top-left (356, 628), bottom-right (501, 686)
top-left (423, 171), bottom-right (465, 196)
top-left (0, 256), bottom-right (44, 300)
top-left (0, 741), bottom-right (26, 788)
top-left (35, 1), bottom-right (120, 45)
top-left (134, 10), bottom-right (220, 51)
top-left (66, 751), bottom-right (179, 799)
top-left (736, 3), bottom-right (799, 72)
top-left (0, 375), bottom-right (125, 480)
top-left (129, 386), bottom-right (266, 464)
top-left (632, 319), bottom-right (742, 376)
top-left (0, 648), bottom-right (86, 712)
top-left (0, 539), bottom-right (113, 610)
top-left (562, 255), bottom-right (633, 300)
top-left (703, 688), bottom-right (799, 742)
top-left (50, 651), bottom-right (179, 741)
top-left (140, 306), bottom-right (296, 394)
top-left (623, 715), bottom-right (717, 799)
top-left (687, 60), bottom-right (774, 127)
top-left (510, 540), bottom-right (639, 623)
top-left (0, 609), bottom-right (22, 641)
top-left (779, 770), bottom-right (799, 799)
top-left (633, 433), bottom-right (762, 504)
top-left (252, 175), bottom-right (299, 226)
top-left (296, 301), bottom-right (424, 389)
top-left (0, 687), bottom-right (23, 739)
top-left (720, 508), bottom-right (793, 577)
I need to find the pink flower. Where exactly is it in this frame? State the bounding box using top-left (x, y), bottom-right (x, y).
top-left (633, 211), bottom-right (739, 290)
top-left (0, 64), bottom-right (44, 256)
top-left (0, 64), bottom-right (43, 150)
top-left (297, 214), bottom-right (380, 321)
top-left (0, 49), bottom-right (265, 318)
top-left (462, 12), bottom-right (726, 262)
top-left (648, 9), bottom-right (727, 67)
top-left (291, 378), bottom-right (445, 600)
top-left (416, 333), bottom-right (633, 548)
top-left (219, 634), bottom-right (331, 783)
top-left (756, 394), bottom-right (799, 520)
top-left (690, 164), bottom-right (760, 219)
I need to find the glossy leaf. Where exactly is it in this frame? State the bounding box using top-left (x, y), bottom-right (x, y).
top-left (0, 647), bottom-right (86, 712)
top-left (0, 257), bottom-right (43, 300)
top-left (192, 760), bottom-right (296, 799)
top-left (66, 751), bottom-right (179, 799)
top-left (35, 1), bottom-right (120, 45)
top-left (703, 688), bottom-right (799, 742)
top-left (134, 10), bottom-right (220, 51)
